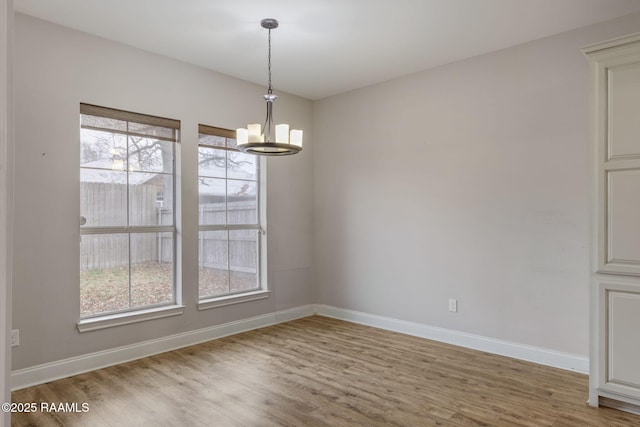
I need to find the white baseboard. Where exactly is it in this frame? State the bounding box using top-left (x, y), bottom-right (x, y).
top-left (314, 304), bottom-right (589, 374)
top-left (11, 304), bottom-right (314, 391)
top-left (275, 304), bottom-right (314, 323)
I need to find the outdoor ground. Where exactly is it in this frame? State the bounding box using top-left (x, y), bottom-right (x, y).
top-left (80, 262), bottom-right (256, 317)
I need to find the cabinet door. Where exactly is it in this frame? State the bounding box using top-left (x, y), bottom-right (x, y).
top-left (594, 58), bottom-right (640, 275)
top-left (599, 279), bottom-right (640, 399)
top-left (607, 169), bottom-right (640, 268)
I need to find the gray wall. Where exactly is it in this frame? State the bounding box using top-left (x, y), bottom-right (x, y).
top-left (12, 13), bottom-right (314, 370)
top-left (312, 13), bottom-right (640, 357)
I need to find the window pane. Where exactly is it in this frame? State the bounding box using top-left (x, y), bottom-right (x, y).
top-left (199, 230), bottom-right (229, 298)
top-left (227, 151), bottom-right (257, 181)
top-left (229, 229), bottom-right (258, 293)
top-left (199, 177), bottom-right (226, 225)
top-left (80, 169), bottom-right (127, 227)
top-left (80, 234), bottom-right (129, 317)
top-left (199, 134), bottom-right (226, 148)
top-left (128, 136), bottom-right (173, 173)
top-left (130, 232), bottom-right (174, 308)
top-left (227, 180), bottom-right (257, 225)
top-left (129, 173), bottom-right (173, 226)
top-left (128, 122), bottom-right (175, 140)
top-left (81, 115), bottom-right (127, 134)
top-left (81, 128), bottom-right (127, 169)
top-left (226, 137), bottom-right (238, 149)
top-left (198, 146), bottom-right (226, 178)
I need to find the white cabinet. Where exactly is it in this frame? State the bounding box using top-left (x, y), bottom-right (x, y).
top-left (595, 279), bottom-right (640, 406)
top-left (584, 34), bottom-right (640, 413)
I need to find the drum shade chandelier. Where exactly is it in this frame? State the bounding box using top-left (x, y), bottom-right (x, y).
top-left (237, 18), bottom-right (303, 156)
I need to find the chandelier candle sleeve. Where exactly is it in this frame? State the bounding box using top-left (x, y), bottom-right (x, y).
top-left (290, 129), bottom-right (303, 147)
top-left (275, 124), bottom-right (289, 143)
top-left (248, 124), bottom-right (262, 143)
top-left (236, 128), bottom-right (249, 144)
top-left (236, 18), bottom-right (303, 156)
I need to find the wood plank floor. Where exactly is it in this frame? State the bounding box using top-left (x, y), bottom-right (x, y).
top-left (11, 316), bottom-right (640, 426)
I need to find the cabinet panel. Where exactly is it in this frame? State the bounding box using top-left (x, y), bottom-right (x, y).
top-left (607, 170), bottom-right (640, 266)
top-left (609, 64), bottom-right (640, 159)
top-left (608, 290), bottom-right (640, 388)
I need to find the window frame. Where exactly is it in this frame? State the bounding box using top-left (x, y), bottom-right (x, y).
top-left (196, 124), bottom-right (269, 309)
top-left (78, 103), bottom-right (183, 330)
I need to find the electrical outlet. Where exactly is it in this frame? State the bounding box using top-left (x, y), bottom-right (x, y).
top-left (10, 329), bottom-right (19, 347)
top-left (448, 299), bottom-right (458, 313)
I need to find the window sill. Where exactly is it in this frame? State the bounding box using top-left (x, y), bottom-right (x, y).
top-left (198, 290), bottom-right (270, 311)
top-left (77, 305), bottom-right (185, 333)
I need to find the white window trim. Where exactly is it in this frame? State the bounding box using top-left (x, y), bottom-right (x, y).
top-left (197, 290), bottom-right (270, 311)
top-left (77, 305), bottom-right (185, 333)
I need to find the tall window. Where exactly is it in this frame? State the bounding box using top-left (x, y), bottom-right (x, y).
top-left (80, 104), bottom-right (179, 318)
top-left (198, 125), bottom-right (262, 300)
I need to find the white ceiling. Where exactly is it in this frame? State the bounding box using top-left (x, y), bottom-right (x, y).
top-left (14, 0), bottom-right (640, 100)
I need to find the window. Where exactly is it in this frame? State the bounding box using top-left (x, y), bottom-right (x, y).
top-left (198, 125), bottom-right (264, 303)
top-left (80, 104), bottom-right (179, 319)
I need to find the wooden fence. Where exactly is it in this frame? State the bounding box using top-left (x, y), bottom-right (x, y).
top-left (80, 182), bottom-right (257, 273)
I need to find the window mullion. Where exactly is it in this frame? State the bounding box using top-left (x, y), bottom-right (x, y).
top-left (226, 229), bottom-right (231, 295)
top-left (126, 121), bottom-right (132, 310)
top-left (126, 125), bottom-right (130, 229)
top-left (128, 233), bottom-right (132, 309)
top-left (225, 148), bottom-right (231, 294)
top-left (225, 148), bottom-right (229, 227)
top-left (197, 224), bottom-right (259, 232)
top-left (81, 226), bottom-right (175, 235)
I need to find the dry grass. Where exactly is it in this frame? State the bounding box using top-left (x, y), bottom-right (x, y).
top-left (80, 262), bottom-right (256, 317)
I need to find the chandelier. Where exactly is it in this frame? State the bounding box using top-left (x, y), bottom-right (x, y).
top-left (236, 18), bottom-right (303, 156)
